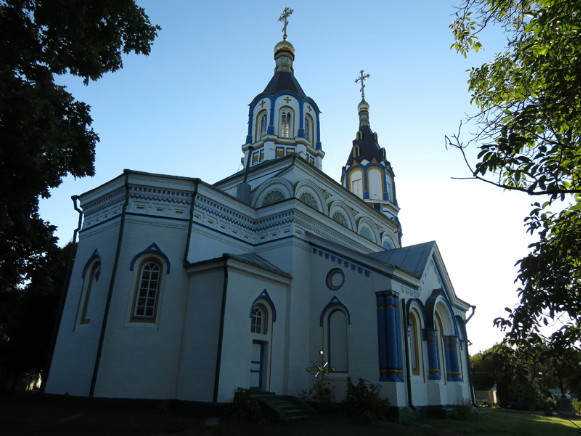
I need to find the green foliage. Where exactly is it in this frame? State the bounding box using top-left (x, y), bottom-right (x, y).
top-left (0, 0), bottom-right (159, 291)
top-left (342, 377), bottom-right (390, 424)
top-left (448, 0), bottom-right (581, 354)
top-left (301, 376), bottom-right (335, 405)
top-left (0, 243), bottom-right (71, 391)
top-left (471, 343), bottom-right (581, 411)
top-left (302, 352), bottom-right (336, 405)
top-left (231, 388), bottom-right (273, 423)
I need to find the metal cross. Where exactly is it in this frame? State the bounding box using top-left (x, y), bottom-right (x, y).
top-left (278, 7), bottom-right (294, 40)
top-left (355, 69), bottom-right (371, 99)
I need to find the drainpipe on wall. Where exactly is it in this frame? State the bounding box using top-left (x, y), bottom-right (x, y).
top-left (402, 299), bottom-right (416, 411)
top-left (41, 196), bottom-right (84, 392)
top-left (464, 305), bottom-right (478, 407)
top-left (213, 257), bottom-right (229, 404)
top-left (89, 170), bottom-right (130, 398)
top-left (182, 179), bottom-right (200, 266)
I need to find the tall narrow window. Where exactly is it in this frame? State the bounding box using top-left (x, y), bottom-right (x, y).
top-left (280, 109), bottom-right (292, 137)
top-left (350, 170), bottom-right (363, 198)
top-left (368, 167), bottom-right (383, 200)
top-left (259, 112), bottom-right (267, 138)
top-left (78, 261), bottom-right (100, 325)
top-left (251, 304), bottom-right (268, 334)
top-left (132, 260), bottom-right (162, 321)
top-left (408, 311), bottom-right (421, 375)
top-left (305, 115), bottom-right (314, 143)
top-left (435, 312), bottom-right (446, 381)
top-left (328, 309), bottom-right (348, 372)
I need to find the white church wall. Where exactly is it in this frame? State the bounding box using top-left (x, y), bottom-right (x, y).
top-left (216, 263), bottom-right (290, 402)
top-left (91, 217), bottom-right (190, 399)
top-left (306, 242), bottom-right (388, 402)
top-left (177, 265), bottom-right (225, 402)
top-left (45, 219), bottom-right (121, 397)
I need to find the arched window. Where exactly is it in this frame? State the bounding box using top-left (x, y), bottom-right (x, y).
top-left (368, 167), bottom-right (383, 200)
top-left (305, 114), bottom-right (314, 142)
top-left (132, 259), bottom-right (162, 321)
top-left (280, 108), bottom-right (292, 137)
top-left (78, 261), bottom-right (100, 325)
top-left (360, 226), bottom-right (374, 242)
top-left (385, 175), bottom-right (393, 201)
top-left (328, 309), bottom-right (348, 373)
top-left (332, 211), bottom-right (347, 227)
top-left (299, 191), bottom-right (319, 211)
top-left (349, 170), bottom-right (363, 198)
top-left (262, 190), bottom-right (285, 206)
top-left (251, 304), bottom-right (268, 334)
top-left (408, 310), bottom-right (422, 375)
top-left (258, 112), bottom-right (267, 138)
top-left (435, 311), bottom-right (446, 381)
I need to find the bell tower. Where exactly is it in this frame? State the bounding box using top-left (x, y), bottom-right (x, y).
top-left (341, 71), bottom-right (401, 247)
top-left (242, 8), bottom-right (324, 170)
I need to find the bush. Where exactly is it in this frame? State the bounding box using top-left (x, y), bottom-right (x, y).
top-left (573, 399), bottom-right (581, 415)
top-left (231, 388), bottom-right (273, 423)
top-left (343, 377), bottom-right (390, 424)
top-left (300, 376), bottom-right (335, 405)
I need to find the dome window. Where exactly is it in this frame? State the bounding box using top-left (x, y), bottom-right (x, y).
top-left (258, 111), bottom-right (268, 138)
top-left (305, 114), bottom-right (314, 143)
top-left (280, 108), bottom-right (293, 138)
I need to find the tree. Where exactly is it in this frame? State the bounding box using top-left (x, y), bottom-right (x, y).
top-left (0, 243), bottom-right (71, 392)
top-left (471, 343), bottom-right (580, 410)
top-left (0, 0), bottom-right (159, 291)
top-left (448, 0), bottom-right (581, 353)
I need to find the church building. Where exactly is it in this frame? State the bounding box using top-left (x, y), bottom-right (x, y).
top-left (46, 10), bottom-right (474, 413)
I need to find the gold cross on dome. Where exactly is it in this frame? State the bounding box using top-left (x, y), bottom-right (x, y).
top-left (284, 96), bottom-right (292, 103)
top-left (355, 69), bottom-right (371, 99)
top-left (278, 7), bottom-right (294, 41)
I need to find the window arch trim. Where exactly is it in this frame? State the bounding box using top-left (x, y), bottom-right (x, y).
top-left (82, 249), bottom-right (101, 279)
top-left (424, 289), bottom-right (459, 336)
top-left (130, 243), bottom-right (171, 274)
top-left (249, 289), bottom-right (277, 322)
top-left (319, 296), bottom-right (351, 326)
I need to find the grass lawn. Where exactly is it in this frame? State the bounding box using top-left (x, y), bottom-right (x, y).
top-left (1, 395), bottom-right (579, 435)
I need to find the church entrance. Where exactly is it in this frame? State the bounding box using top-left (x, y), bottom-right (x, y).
top-left (250, 340), bottom-right (268, 391)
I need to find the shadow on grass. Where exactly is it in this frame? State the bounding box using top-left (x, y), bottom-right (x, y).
top-left (1, 394), bottom-right (579, 436)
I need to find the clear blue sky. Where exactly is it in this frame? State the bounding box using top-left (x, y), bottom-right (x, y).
top-left (40, 0), bottom-right (536, 354)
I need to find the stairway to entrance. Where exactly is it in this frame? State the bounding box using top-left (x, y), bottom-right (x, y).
top-left (252, 393), bottom-right (316, 422)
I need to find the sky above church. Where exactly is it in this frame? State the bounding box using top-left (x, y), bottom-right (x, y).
top-left (40, 0), bottom-right (539, 354)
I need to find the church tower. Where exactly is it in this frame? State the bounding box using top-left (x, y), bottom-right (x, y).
top-left (242, 8), bottom-right (324, 170)
top-left (341, 71), bottom-right (400, 247)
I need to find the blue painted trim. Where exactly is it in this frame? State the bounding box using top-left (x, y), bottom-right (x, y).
top-left (443, 335), bottom-right (463, 382)
top-left (319, 296), bottom-right (351, 326)
top-left (425, 289), bottom-right (459, 336)
top-left (250, 289), bottom-right (277, 322)
top-left (406, 298), bottom-right (428, 325)
top-left (129, 243), bottom-right (171, 274)
top-left (375, 291), bottom-right (404, 382)
top-left (424, 328), bottom-right (441, 380)
top-left (81, 249), bottom-right (101, 279)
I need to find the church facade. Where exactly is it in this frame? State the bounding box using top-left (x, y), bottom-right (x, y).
top-left (46, 18), bottom-right (474, 411)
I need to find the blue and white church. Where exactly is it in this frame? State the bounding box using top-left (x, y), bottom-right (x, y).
top-left (46, 12), bottom-right (474, 414)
